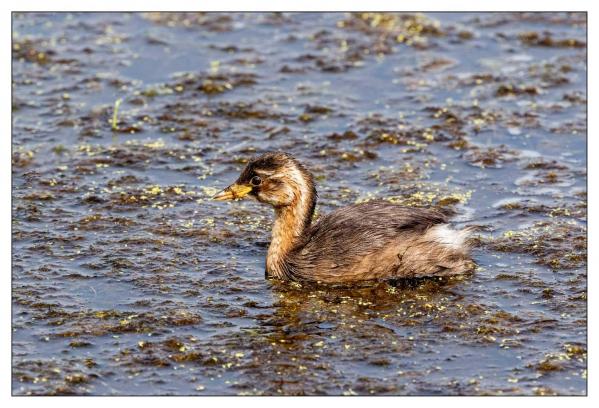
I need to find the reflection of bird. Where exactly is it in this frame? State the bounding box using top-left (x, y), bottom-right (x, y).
top-left (214, 152), bottom-right (475, 284)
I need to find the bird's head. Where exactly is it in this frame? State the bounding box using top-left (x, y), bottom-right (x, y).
top-left (213, 152), bottom-right (315, 208)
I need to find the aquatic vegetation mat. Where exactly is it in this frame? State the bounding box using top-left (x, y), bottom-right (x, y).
top-left (12, 12), bottom-right (586, 395)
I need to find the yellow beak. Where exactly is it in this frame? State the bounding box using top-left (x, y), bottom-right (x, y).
top-left (212, 183), bottom-right (253, 201)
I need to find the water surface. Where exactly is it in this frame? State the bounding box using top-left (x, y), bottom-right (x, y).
top-left (12, 12), bottom-right (587, 395)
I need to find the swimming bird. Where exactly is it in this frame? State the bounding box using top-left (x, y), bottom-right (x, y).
top-left (214, 152), bottom-right (475, 284)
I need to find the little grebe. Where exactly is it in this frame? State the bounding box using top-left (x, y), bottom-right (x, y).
top-left (214, 152), bottom-right (475, 283)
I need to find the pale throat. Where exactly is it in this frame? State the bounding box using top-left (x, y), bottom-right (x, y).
top-left (266, 183), bottom-right (313, 278)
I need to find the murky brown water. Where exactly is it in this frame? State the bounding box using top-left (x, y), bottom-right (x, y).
top-left (12, 12), bottom-right (586, 395)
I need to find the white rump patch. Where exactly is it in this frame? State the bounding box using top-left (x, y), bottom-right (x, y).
top-left (426, 224), bottom-right (471, 250)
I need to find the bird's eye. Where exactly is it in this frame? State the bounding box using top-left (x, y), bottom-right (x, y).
top-left (250, 176), bottom-right (262, 186)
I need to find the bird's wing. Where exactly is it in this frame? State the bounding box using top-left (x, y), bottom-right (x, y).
top-left (288, 201), bottom-right (448, 278)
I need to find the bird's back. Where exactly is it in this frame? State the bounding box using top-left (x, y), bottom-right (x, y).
top-left (286, 201), bottom-right (474, 283)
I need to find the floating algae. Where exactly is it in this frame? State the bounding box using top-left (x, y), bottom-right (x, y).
top-left (12, 12), bottom-right (586, 396)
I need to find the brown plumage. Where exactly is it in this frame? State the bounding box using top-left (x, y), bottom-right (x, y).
top-left (214, 152), bottom-right (475, 284)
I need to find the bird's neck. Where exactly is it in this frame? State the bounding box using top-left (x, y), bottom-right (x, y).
top-left (267, 188), bottom-right (316, 280)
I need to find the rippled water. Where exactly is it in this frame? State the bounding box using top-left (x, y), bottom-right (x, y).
top-left (12, 12), bottom-right (586, 395)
